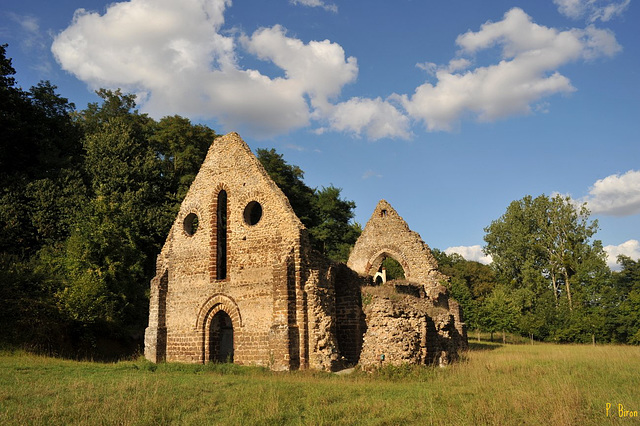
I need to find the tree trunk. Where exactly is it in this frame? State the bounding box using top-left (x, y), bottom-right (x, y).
top-left (502, 331), bottom-right (506, 344)
top-left (477, 329), bottom-right (480, 342)
top-left (551, 271), bottom-right (558, 306)
top-left (563, 270), bottom-right (573, 311)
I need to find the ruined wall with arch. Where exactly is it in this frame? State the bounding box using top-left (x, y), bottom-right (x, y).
top-left (347, 199), bottom-right (446, 288)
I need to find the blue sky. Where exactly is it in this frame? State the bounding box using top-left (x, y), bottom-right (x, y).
top-left (2, 0), bottom-right (639, 267)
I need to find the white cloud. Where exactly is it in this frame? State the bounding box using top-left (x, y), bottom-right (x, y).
top-left (554, 0), bottom-right (630, 22)
top-left (51, 0), bottom-right (356, 138)
top-left (8, 13), bottom-right (46, 50)
top-left (51, 3), bottom-right (622, 140)
top-left (400, 8), bottom-right (621, 132)
top-left (241, 25), bottom-right (357, 108)
top-left (445, 245), bottom-right (493, 265)
top-left (290, 0), bottom-right (337, 13)
top-left (327, 97), bottom-right (411, 140)
top-left (581, 170), bottom-right (640, 216)
top-left (604, 240), bottom-right (640, 270)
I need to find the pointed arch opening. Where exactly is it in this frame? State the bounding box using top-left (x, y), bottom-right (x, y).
top-left (368, 251), bottom-right (408, 284)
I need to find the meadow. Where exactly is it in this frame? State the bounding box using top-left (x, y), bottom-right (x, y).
top-left (1, 342), bottom-right (638, 425)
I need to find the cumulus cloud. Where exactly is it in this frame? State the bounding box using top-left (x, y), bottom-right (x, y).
top-left (290, 0), bottom-right (337, 13)
top-left (554, 0), bottom-right (630, 22)
top-left (52, 0), bottom-right (356, 137)
top-left (241, 25), bottom-right (357, 108)
top-left (326, 97), bottom-right (411, 140)
top-left (580, 170), bottom-right (640, 216)
top-left (445, 245), bottom-right (493, 265)
top-left (51, 3), bottom-right (622, 140)
top-left (604, 240), bottom-right (640, 270)
top-left (400, 8), bottom-right (621, 131)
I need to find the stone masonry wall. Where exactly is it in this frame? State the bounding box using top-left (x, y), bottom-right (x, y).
top-left (347, 200), bottom-right (447, 289)
top-left (145, 132), bottom-right (308, 370)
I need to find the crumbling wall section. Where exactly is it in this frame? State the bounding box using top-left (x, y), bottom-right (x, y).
top-left (359, 283), bottom-right (461, 369)
top-left (334, 264), bottom-right (367, 367)
top-left (303, 251), bottom-right (340, 371)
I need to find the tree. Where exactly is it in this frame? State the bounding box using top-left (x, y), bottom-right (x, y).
top-left (150, 115), bottom-right (216, 201)
top-left (310, 185), bottom-right (360, 262)
top-left (484, 194), bottom-right (603, 311)
top-left (483, 194), bottom-right (611, 342)
top-left (0, 46), bottom-right (84, 256)
top-left (0, 45), bottom-right (86, 352)
top-left (257, 148), bottom-right (361, 262)
top-left (480, 284), bottom-right (519, 342)
top-left (610, 256), bottom-right (640, 344)
top-left (432, 249), bottom-right (498, 334)
top-left (256, 148), bottom-right (318, 229)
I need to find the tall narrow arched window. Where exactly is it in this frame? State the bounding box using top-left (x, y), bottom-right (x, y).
top-left (216, 190), bottom-right (227, 280)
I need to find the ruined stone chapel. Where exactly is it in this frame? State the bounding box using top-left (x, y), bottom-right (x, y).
top-left (144, 132), bottom-right (467, 370)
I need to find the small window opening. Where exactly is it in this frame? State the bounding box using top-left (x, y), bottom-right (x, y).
top-left (184, 213), bottom-right (199, 236)
top-left (243, 201), bottom-right (263, 226)
top-left (381, 209), bottom-right (388, 217)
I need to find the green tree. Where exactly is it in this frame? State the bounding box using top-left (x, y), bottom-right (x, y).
top-left (150, 115), bottom-right (216, 201)
top-left (0, 45), bottom-right (85, 351)
top-left (256, 148), bottom-right (318, 229)
top-left (484, 194), bottom-right (609, 342)
top-left (484, 194), bottom-right (603, 310)
top-left (1, 45), bottom-right (84, 256)
top-left (310, 185), bottom-right (360, 262)
top-left (432, 249), bottom-right (497, 333)
top-left (257, 148), bottom-right (361, 262)
top-left (610, 256), bottom-right (640, 344)
top-left (480, 284), bottom-right (519, 342)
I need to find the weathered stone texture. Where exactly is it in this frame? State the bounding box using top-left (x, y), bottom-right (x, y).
top-left (347, 200), bottom-right (447, 290)
top-left (348, 199), bottom-right (467, 368)
top-left (145, 132), bottom-right (466, 371)
top-left (358, 283), bottom-right (461, 368)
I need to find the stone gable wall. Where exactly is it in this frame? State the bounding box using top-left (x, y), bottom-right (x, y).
top-left (347, 200), bottom-right (447, 289)
top-left (145, 132), bottom-right (308, 370)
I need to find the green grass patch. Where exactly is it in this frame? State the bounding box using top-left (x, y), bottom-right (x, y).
top-left (1, 343), bottom-right (638, 425)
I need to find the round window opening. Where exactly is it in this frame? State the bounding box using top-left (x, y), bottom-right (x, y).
top-left (243, 201), bottom-right (263, 226)
top-left (183, 212), bottom-right (199, 236)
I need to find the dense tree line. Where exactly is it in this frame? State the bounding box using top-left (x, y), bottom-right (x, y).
top-left (1, 44), bottom-right (637, 357)
top-left (436, 194), bottom-right (640, 345)
top-left (0, 45), bottom-right (359, 358)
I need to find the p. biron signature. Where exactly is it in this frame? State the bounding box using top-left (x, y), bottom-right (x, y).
top-left (606, 403), bottom-right (638, 418)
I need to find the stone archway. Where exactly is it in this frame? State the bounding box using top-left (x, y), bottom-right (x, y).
top-left (347, 200), bottom-right (445, 288)
top-left (366, 249), bottom-right (410, 281)
top-left (196, 294), bottom-right (242, 363)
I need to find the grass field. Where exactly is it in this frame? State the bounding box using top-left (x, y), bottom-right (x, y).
top-left (1, 342), bottom-right (639, 425)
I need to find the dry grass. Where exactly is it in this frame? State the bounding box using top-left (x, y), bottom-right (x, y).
top-left (0, 343), bottom-right (638, 425)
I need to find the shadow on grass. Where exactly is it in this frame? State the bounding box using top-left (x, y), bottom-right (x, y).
top-left (468, 341), bottom-right (503, 351)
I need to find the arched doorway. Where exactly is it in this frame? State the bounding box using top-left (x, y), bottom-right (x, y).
top-left (209, 310), bottom-right (234, 363)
